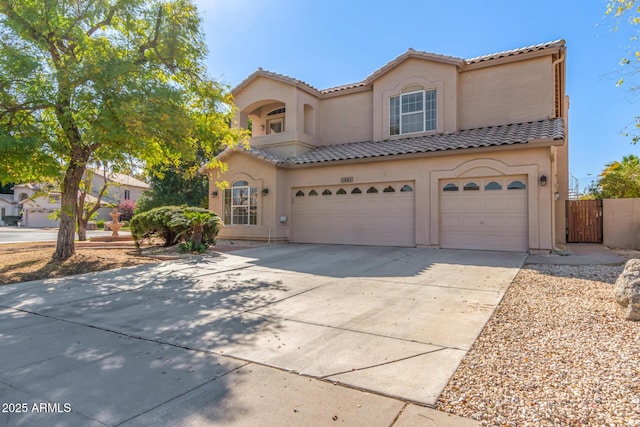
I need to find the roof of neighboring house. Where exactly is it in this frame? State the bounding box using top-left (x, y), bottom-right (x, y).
top-left (234, 40), bottom-right (565, 96)
top-left (0, 194), bottom-right (16, 204)
top-left (90, 170), bottom-right (150, 189)
top-left (219, 117), bottom-right (565, 166)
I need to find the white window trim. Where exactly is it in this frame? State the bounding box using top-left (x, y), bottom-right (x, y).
top-left (224, 181), bottom-right (258, 225)
top-left (390, 89), bottom-right (437, 136)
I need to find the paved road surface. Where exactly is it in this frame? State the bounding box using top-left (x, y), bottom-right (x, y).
top-left (0, 227), bottom-right (130, 244)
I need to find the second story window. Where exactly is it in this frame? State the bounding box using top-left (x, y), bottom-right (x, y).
top-left (266, 107), bottom-right (285, 134)
top-left (390, 89), bottom-right (436, 136)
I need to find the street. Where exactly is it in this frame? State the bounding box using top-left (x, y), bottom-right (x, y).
top-left (0, 227), bottom-right (131, 244)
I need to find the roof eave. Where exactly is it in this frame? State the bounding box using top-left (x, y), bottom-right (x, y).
top-left (282, 138), bottom-right (563, 169)
top-left (463, 43), bottom-right (565, 71)
top-left (232, 70), bottom-right (321, 97)
top-left (365, 50), bottom-right (464, 85)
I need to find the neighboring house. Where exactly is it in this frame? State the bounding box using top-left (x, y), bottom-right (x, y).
top-left (12, 183), bottom-right (59, 228)
top-left (0, 193), bottom-right (19, 224)
top-left (12, 172), bottom-right (150, 227)
top-left (89, 170), bottom-right (150, 221)
top-left (205, 40), bottom-right (569, 253)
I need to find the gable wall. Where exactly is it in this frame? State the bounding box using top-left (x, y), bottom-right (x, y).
top-left (372, 58), bottom-right (458, 141)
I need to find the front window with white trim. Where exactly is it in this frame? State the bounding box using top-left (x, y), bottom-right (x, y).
top-left (390, 89), bottom-right (436, 135)
top-left (223, 180), bottom-right (257, 225)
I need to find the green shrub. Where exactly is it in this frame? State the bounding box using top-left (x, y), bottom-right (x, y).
top-left (179, 240), bottom-right (209, 254)
top-left (96, 219), bottom-right (105, 229)
top-left (130, 206), bottom-right (222, 248)
top-left (2, 215), bottom-right (22, 226)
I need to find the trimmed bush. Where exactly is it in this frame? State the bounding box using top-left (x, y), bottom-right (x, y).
top-left (2, 215), bottom-right (21, 226)
top-left (130, 206), bottom-right (222, 247)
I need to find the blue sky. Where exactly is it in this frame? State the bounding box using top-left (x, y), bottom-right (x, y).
top-left (195, 0), bottom-right (639, 193)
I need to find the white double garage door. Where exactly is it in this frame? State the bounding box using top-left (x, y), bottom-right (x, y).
top-left (291, 175), bottom-right (528, 251)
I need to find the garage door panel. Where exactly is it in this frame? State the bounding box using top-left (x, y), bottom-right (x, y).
top-left (440, 176), bottom-right (528, 252)
top-left (293, 183), bottom-right (415, 247)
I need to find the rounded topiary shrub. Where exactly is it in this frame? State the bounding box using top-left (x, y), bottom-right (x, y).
top-left (130, 206), bottom-right (222, 248)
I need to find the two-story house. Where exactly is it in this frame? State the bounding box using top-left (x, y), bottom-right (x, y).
top-left (206, 40), bottom-right (568, 253)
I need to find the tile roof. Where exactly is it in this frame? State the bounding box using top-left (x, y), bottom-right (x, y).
top-left (228, 118), bottom-right (565, 166)
top-left (466, 39), bottom-right (565, 64)
top-left (90, 170), bottom-right (151, 189)
top-left (240, 40), bottom-right (565, 96)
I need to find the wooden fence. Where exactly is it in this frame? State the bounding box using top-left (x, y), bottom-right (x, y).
top-left (566, 200), bottom-right (603, 243)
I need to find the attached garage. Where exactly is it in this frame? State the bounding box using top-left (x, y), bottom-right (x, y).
top-left (292, 182), bottom-right (415, 247)
top-left (23, 208), bottom-right (59, 228)
top-left (440, 176), bottom-right (528, 252)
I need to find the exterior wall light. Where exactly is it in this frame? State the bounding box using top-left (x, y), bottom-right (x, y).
top-left (211, 190), bottom-right (218, 197)
top-left (262, 188), bottom-right (269, 196)
top-left (539, 175), bottom-right (547, 186)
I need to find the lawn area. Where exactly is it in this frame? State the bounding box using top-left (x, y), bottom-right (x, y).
top-left (0, 242), bottom-right (160, 285)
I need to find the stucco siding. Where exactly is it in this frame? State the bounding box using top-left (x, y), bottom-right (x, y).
top-left (372, 58), bottom-right (458, 140)
top-left (319, 91), bottom-right (373, 145)
top-left (603, 198), bottom-right (640, 249)
top-left (213, 146), bottom-right (555, 251)
top-left (459, 56), bottom-right (554, 129)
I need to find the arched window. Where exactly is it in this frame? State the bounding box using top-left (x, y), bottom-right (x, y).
top-left (366, 187), bottom-right (378, 194)
top-left (224, 180), bottom-right (257, 225)
top-left (382, 186), bottom-right (395, 193)
top-left (508, 180), bottom-right (526, 190)
top-left (336, 188), bottom-right (347, 195)
top-left (443, 183), bottom-right (458, 192)
top-left (322, 189), bottom-right (332, 195)
top-left (309, 190), bottom-right (318, 196)
top-left (400, 185), bottom-right (414, 192)
top-left (295, 190), bottom-right (305, 197)
top-left (484, 181), bottom-right (502, 191)
top-left (463, 182), bottom-right (480, 191)
top-left (351, 188), bottom-right (362, 194)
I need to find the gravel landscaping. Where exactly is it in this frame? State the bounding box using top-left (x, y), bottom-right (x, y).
top-left (437, 259), bottom-right (640, 426)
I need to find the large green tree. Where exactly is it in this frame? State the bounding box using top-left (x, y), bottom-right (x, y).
top-left (585, 154), bottom-right (640, 198)
top-left (0, 0), bottom-right (242, 258)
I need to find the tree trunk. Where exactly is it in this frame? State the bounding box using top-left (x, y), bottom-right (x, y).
top-left (54, 162), bottom-right (85, 259)
top-left (192, 224), bottom-right (203, 246)
top-left (77, 221), bottom-right (87, 242)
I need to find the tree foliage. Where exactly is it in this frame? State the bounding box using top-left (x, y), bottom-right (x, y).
top-left (607, 0), bottom-right (640, 142)
top-left (130, 205), bottom-right (221, 247)
top-left (0, 0), bottom-right (244, 258)
top-left (585, 154), bottom-right (640, 198)
top-left (137, 164), bottom-right (208, 212)
top-left (0, 182), bottom-right (13, 194)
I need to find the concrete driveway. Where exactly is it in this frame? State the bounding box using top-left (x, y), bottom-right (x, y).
top-left (0, 244), bottom-right (525, 426)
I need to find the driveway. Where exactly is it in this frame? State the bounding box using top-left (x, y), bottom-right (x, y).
top-left (0, 244), bottom-right (525, 426)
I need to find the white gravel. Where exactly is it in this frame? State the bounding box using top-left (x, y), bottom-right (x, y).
top-left (437, 261), bottom-right (640, 426)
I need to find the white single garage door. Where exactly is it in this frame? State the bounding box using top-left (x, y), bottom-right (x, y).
top-left (440, 176), bottom-right (528, 252)
top-left (292, 182), bottom-right (415, 247)
top-left (24, 209), bottom-right (59, 228)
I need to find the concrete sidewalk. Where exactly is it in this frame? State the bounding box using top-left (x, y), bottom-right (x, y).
top-left (0, 245), bottom-right (524, 426)
top-left (526, 243), bottom-right (626, 265)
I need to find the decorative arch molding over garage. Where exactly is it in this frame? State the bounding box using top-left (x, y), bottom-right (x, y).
top-left (429, 158), bottom-right (540, 251)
